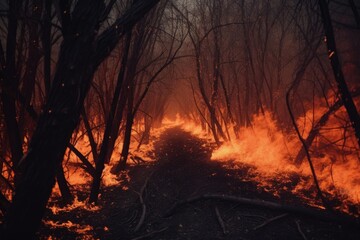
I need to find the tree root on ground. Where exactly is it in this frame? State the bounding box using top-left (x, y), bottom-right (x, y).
top-left (163, 193), bottom-right (359, 226)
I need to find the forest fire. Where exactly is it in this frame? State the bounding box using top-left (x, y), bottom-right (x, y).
top-left (163, 110), bottom-right (359, 215)
top-left (37, 111), bottom-right (360, 238)
top-left (210, 112), bottom-right (360, 214)
top-left (1, 0), bottom-right (360, 239)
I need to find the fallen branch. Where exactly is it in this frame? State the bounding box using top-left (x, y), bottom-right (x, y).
top-left (134, 172), bottom-right (153, 232)
top-left (163, 194), bottom-right (359, 227)
top-left (131, 227), bottom-right (168, 240)
top-left (215, 206), bottom-right (228, 234)
top-left (295, 219), bottom-right (308, 240)
top-left (253, 213), bottom-right (288, 230)
top-left (239, 214), bottom-right (266, 220)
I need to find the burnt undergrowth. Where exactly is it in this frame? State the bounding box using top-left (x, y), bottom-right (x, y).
top-left (39, 128), bottom-right (360, 239)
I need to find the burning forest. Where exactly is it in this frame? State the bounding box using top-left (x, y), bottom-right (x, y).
top-left (1, 0), bottom-right (360, 239)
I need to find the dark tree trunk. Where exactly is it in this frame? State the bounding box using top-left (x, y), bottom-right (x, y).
top-left (348, 0), bottom-right (360, 28)
top-left (2, 0), bottom-right (160, 237)
top-left (102, 33), bottom-right (134, 165)
top-left (137, 114), bottom-right (151, 149)
top-left (0, 0), bottom-right (23, 168)
top-left (19, 0), bottom-right (43, 140)
top-left (0, 192), bottom-right (10, 215)
top-left (42, 0), bottom-right (52, 97)
top-left (111, 91), bottom-right (134, 174)
top-left (89, 32), bottom-right (132, 204)
top-left (81, 108), bottom-right (99, 162)
top-left (319, 0), bottom-right (360, 148)
top-left (2, 2), bottom-right (106, 237)
top-left (56, 165), bottom-right (74, 204)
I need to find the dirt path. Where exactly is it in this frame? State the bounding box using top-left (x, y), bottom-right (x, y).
top-left (39, 127), bottom-right (360, 240)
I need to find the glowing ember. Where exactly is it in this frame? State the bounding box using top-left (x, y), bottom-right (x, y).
top-left (102, 166), bottom-right (129, 189)
top-left (44, 220), bottom-right (93, 237)
top-left (49, 197), bottom-right (100, 215)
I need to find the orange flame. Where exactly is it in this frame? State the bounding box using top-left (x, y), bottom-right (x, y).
top-left (167, 110), bottom-right (360, 214)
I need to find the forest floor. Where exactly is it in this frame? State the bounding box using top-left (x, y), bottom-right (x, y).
top-left (39, 127), bottom-right (360, 240)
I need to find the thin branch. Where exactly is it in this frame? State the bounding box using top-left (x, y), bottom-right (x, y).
top-left (215, 207), bottom-right (228, 234)
top-left (134, 172), bottom-right (153, 232)
top-left (253, 213), bottom-right (288, 230)
top-left (131, 227), bottom-right (168, 240)
top-left (67, 144), bottom-right (96, 178)
top-left (295, 220), bottom-right (308, 240)
top-left (94, 0), bottom-right (160, 66)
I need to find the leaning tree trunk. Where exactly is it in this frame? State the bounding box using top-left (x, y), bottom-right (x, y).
top-left (319, 0), bottom-right (360, 148)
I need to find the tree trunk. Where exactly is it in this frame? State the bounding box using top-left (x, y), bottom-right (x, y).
top-left (56, 165), bottom-right (73, 204)
top-left (2, 0), bottom-right (160, 237)
top-left (89, 32), bottom-right (132, 204)
top-left (102, 33), bottom-right (134, 165)
top-left (319, 0), bottom-right (360, 148)
top-left (81, 108), bottom-right (99, 162)
top-left (111, 96), bottom-right (134, 174)
top-left (137, 114), bottom-right (151, 149)
top-left (19, 0), bottom-right (43, 140)
top-left (348, 0), bottom-right (360, 28)
top-left (0, 0), bottom-right (23, 168)
top-left (42, 0), bottom-right (52, 97)
top-left (0, 192), bottom-right (10, 215)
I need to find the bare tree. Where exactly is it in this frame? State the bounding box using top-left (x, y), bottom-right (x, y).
top-left (1, 0), bottom-right (160, 238)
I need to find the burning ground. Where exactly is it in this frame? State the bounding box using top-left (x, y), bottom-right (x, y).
top-left (38, 123), bottom-right (360, 239)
